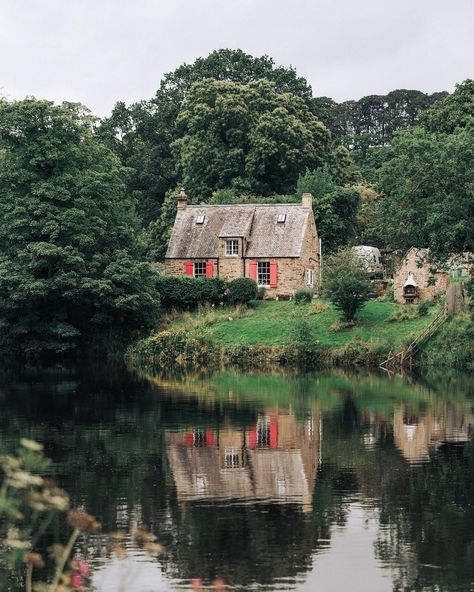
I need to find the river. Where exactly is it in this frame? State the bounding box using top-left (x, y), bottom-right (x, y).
top-left (1, 364), bottom-right (473, 591)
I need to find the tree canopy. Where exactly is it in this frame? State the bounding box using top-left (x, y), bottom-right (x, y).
top-left (0, 99), bottom-right (159, 355)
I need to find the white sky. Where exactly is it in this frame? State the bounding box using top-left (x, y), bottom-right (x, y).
top-left (0, 0), bottom-right (473, 117)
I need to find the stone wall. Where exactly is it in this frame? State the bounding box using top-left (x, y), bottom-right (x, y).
top-left (164, 211), bottom-right (320, 299)
top-left (394, 249), bottom-right (450, 303)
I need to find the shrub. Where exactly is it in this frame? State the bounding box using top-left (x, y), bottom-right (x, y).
top-left (228, 278), bottom-right (258, 304)
top-left (257, 286), bottom-right (266, 300)
top-left (417, 300), bottom-right (431, 316)
top-left (294, 289), bottom-right (313, 304)
top-left (323, 248), bottom-right (371, 322)
top-left (156, 275), bottom-right (227, 309)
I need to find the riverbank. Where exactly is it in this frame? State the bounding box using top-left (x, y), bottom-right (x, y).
top-left (127, 300), bottom-right (474, 371)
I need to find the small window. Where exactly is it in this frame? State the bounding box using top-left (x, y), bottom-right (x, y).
top-left (196, 215), bottom-right (205, 225)
top-left (224, 448), bottom-right (241, 469)
top-left (306, 268), bottom-right (314, 287)
top-left (225, 239), bottom-right (239, 256)
top-left (194, 262), bottom-right (206, 278)
top-left (256, 416), bottom-right (271, 448)
top-left (277, 213), bottom-right (287, 224)
top-left (257, 262), bottom-right (270, 286)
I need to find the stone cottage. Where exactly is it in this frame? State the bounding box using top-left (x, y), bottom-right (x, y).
top-left (164, 190), bottom-right (320, 298)
top-left (394, 247), bottom-right (450, 304)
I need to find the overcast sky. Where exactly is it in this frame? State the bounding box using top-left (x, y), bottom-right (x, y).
top-left (1, 0), bottom-right (473, 117)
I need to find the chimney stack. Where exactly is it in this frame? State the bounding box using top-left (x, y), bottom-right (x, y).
top-left (177, 187), bottom-right (187, 211)
top-left (301, 193), bottom-right (313, 208)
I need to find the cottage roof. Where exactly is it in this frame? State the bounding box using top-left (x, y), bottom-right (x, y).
top-left (165, 203), bottom-right (311, 259)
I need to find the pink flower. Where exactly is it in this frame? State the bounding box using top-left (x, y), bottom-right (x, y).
top-left (77, 560), bottom-right (91, 577)
top-left (71, 574), bottom-right (84, 589)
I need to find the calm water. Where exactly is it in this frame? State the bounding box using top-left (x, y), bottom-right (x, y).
top-left (1, 365), bottom-right (474, 592)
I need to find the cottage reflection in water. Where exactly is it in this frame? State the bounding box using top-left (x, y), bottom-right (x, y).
top-left (166, 408), bottom-right (321, 510)
top-left (393, 405), bottom-right (474, 463)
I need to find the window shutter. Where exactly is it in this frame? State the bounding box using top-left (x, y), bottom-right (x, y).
top-left (249, 260), bottom-right (257, 282)
top-left (270, 417), bottom-right (278, 449)
top-left (270, 260), bottom-right (278, 288)
top-left (185, 261), bottom-right (193, 276)
top-left (205, 260), bottom-right (214, 278)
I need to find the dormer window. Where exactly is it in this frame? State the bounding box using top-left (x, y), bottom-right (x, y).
top-left (196, 215), bottom-right (205, 225)
top-left (225, 239), bottom-right (239, 256)
top-left (277, 213), bottom-right (286, 224)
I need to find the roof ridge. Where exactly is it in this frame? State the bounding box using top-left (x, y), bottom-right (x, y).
top-left (187, 202), bottom-right (302, 208)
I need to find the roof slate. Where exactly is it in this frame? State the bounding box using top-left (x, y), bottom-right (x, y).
top-left (165, 203), bottom-right (310, 259)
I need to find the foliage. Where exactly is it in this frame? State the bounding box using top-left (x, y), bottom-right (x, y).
top-left (373, 124), bottom-right (474, 257)
top-left (286, 317), bottom-right (320, 367)
top-left (228, 278), bottom-right (257, 304)
top-left (323, 249), bottom-right (371, 321)
top-left (98, 49), bottom-right (316, 225)
top-left (155, 275), bottom-right (227, 309)
top-left (0, 99), bottom-right (160, 356)
top-left (420, 79), bottom-right (474, 134)
top-left (294, 289), bottom-right (313, 304)
top-left (419, 312), bottom-right (474, 370)
top-left (172, 79), bottom-right (331, 201)
top-left (296, 170), bottom-right (360, 253)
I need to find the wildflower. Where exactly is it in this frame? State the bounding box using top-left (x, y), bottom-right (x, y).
top-left (5, 528), bottom-right (30, 549)
top-left (71, 560), bottom-right (91, 577)
top-left (67, 510), bottom-right (101, 533)
top-left (191, 578), bottom-right (203, 591)
top-left (48, 544), bottom-right (65, 563)
top-left (70, 573), bottom-right (84, 589)
top-left (7, 470), bottom-right (44, 489)
top-left (108, 530), bottom-right (126, 541)
top-left (20, 438), bottom-right (44, 452)
top-left (111, 543), bottom-right (128, 557)
top-left (25, 552), bottom-right (45, 569)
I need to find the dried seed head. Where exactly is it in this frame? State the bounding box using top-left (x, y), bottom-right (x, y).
top-left (25, 552), bottom-right (45, 569)
top-left (20, 438), bottom-right (44, 452)
top-left (67, 510), bottom-right (101, 533)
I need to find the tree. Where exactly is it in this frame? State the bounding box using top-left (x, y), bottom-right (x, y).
top-left (98, 49), bottom-right (316, 226)
top-left (0, 99), bottom-right (160, 356)
top-left (323, 248), bottom-right (371, 322)
top-left (420, 79), bottom-right (474, 134)
top-left (296, 170), bottom-right (360, 253)
top-left (172, 79), bottom-right (331, 201)
top-left (373, 124), bottom-right (474, 258)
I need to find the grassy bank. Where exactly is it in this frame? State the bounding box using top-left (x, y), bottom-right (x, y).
top-left (419, 312), bottom-right (474, 370)
top-left (128, 300), bottom-right (446, 370)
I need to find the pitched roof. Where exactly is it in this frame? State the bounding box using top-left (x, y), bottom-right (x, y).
top-left (165, 203), bottom-right (311, 259)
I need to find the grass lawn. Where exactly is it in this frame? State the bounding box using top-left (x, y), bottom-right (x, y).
top-left (183, 299), bottom-right (441, 350)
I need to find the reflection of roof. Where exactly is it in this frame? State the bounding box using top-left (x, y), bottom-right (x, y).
top-left (165, 204), bottom-right (311, 259)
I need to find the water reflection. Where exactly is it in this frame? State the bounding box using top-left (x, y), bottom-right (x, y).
top-left (167, 408), bottom-right (320, 509)
top-left (0, 365), bottom-right (473, 591)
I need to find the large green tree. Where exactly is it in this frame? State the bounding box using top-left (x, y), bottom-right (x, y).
top-left (296, 169), bottom-right (360, 253)
top-left (98, 49), bottom-right (316, 225)
top-left (374, 125), bottom-right (473, 257)
top-left (173, 79), bottom-right (331, 200)
top-left (0, 99), bottom-right (159, 356)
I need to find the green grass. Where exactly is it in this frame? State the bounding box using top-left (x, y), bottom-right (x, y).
top-left (174, 300), bottom-right (441, 350)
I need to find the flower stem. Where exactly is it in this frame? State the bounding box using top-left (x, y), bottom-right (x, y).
top-left (52, 527), bottom-right (80, 591)
top-left (26, 564), bottom-right (32, 592)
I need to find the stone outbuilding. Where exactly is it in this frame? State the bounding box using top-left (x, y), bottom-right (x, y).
top-left (394, 247), bottom-right (450, 304)
top-left (164, 190), bottom-right (320, 298)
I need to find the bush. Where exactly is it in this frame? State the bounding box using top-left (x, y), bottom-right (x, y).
top-left (156, 275), bottom-right (228, 309)
top-left (257, 286), bottom-right (266, 300)
top-left (323, 248), bottom-right (371, 322)
top-left (417, 300), bottom-right (431, 316)
top-left (228, 278), bottom-right (258, 304)
top-left (294, 289), bottom-right (313, 304)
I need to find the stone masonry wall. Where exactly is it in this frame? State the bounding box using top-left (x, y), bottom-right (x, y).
top-left (394, 249), bottom-right (450, 303)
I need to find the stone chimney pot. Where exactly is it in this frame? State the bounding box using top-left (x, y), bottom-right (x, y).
top-left (177, 187), bottom-right (187, 211)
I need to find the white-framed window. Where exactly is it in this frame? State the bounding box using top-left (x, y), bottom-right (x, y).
top-left (256, 416), bottom-right (271, 448)
top-left (194, 262), bottom-right (206, 278)
top-left (257, 262), bottom-right (270, 286)
top-left (225, 239), bottom-right (239, 256)
top-left (277, 213), bottom-right (287, 224)
top-left (306, 268), bottom-right (314, 287)
top-left (196, 215), bottom-right (205, 225)
top-left (224, 447), bottom-right (240, 469)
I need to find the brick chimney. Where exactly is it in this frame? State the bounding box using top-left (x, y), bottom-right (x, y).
top-left (301, 193), bottom-right (313, 208)
top-left (177, 187), bottom-right (187, 211)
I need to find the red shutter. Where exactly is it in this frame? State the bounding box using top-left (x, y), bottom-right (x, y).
top-left (206, 260), bottom-right (214, 278)
top-left (270, 417), bottom-right (278, 449)
top-left (248, 427), bottom-right (257, 449)
top-left (270, 260), bottom-right (278, 288)
top-left (185, 261), bottom-right (193, 276)
top-left (249, 260), bottom-right (257, 282)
